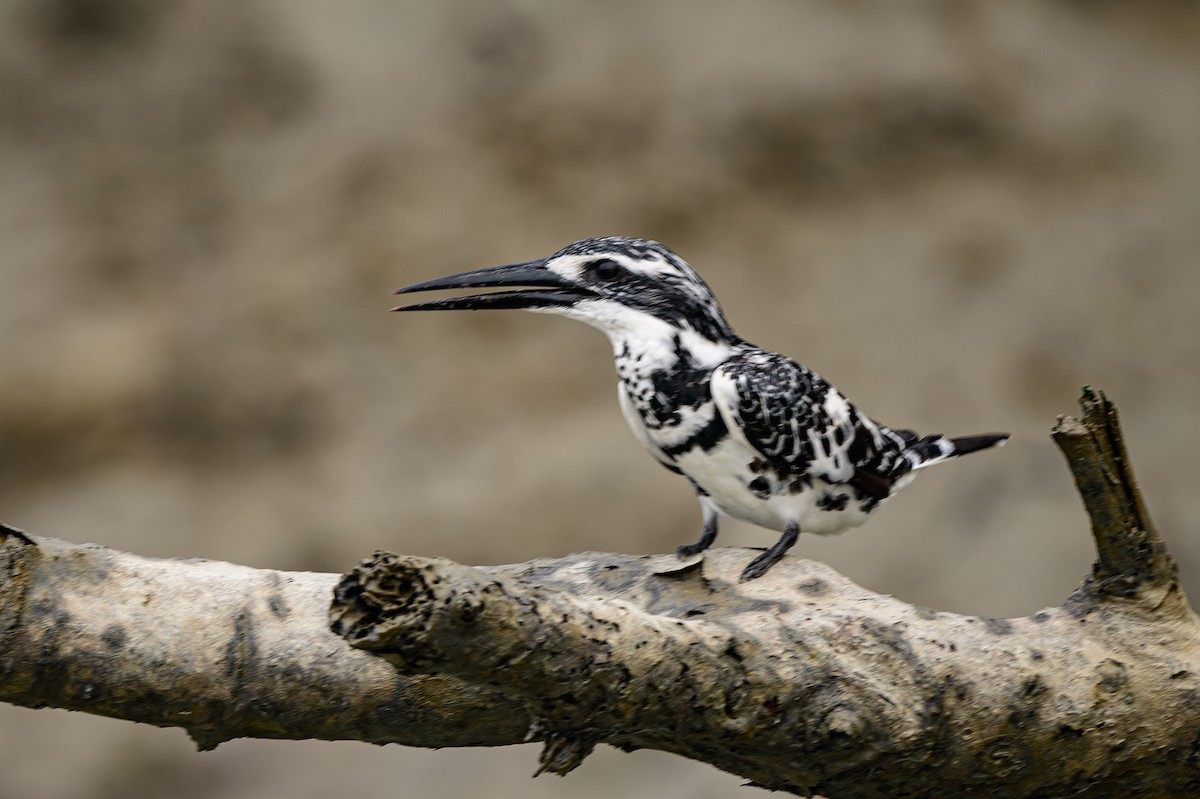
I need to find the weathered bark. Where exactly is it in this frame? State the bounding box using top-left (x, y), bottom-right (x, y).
top-left (0, 528), bottom-right (532, 750)
top-left (330, 388), bottom-right (1200, 796)
top-left (3, 390), bottom-right (1198, 797)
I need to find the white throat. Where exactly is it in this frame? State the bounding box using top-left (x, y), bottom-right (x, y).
top-left (539, 299), bottom-right (732, 368)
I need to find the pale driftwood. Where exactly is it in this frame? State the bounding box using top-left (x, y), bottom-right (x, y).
top-left (0, 529), bottom-right (532, 750)
top-left (2, 390), bottom-right (1197, 798)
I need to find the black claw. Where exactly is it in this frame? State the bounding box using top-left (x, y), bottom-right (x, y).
top-left (677, 542), bottom-right (707, 558)
top-left (739, 552), bottom-right (777, 581)
top-left (739, 523), bottom-right (800, 581)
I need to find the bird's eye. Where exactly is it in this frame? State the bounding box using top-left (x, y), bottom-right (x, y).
top-left (591, 258), bottom-right (622, 281)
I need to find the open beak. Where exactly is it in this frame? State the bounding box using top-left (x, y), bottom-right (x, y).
top-left (392, 259), bottom-right (594, 312)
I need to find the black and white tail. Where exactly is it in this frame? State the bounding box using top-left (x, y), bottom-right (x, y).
top-left (903, 432), bottom-right (1010, 471)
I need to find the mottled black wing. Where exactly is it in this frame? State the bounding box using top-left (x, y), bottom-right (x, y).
top-left (711, 351), bottom-right (865, 486)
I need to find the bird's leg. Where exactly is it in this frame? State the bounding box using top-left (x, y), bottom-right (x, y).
top-left (739, 522), bottom-right (800, 581)
top-left (676, 501), bottom-right (719, 558)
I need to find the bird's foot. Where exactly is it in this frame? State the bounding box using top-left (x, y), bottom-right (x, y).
top-left (677, 511), bottom-right (719, 558)
top-left (739, 523), bottom-right (799, 581)
top-left (738, 550), bottom-right (781, 581)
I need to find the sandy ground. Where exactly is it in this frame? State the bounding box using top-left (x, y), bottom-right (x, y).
top-left (1, 1), bottom-right (1198, 797)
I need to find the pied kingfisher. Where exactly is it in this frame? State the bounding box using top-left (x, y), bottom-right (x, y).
top-left (394, 237), bottom-right (1008, 581)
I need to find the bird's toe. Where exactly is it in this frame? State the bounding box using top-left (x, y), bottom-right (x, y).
top-left (739, 555), bottom-right (773, 582)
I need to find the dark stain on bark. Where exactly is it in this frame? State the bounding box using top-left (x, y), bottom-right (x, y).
top-left (100, 624), bottom-right (127, 650)
top-left (981, 617), bottom-right (1013, 635)
top-left (225, 610), bottom-right (257, 685)
top-left (798, 578), bottom-right (828, 596)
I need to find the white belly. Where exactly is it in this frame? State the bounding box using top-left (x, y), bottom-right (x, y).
top-left (615, 374), bottom-right (896, 537)
top-left (674, 437), bottom-right (881, 535)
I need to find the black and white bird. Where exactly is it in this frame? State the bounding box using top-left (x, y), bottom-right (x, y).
top-left (394, 237), bottom-right (1008, 581)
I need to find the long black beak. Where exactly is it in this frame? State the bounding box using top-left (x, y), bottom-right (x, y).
top-left (392, 259), bottom-right (593, 312)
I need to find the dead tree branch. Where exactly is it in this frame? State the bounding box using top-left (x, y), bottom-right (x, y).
top-left (3, 390), bottom-right (1198, 797)
top-left (0, 529), bottom-right (531, 750)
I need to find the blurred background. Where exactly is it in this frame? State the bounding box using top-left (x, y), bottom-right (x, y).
top-left (1, 1), bottom-right (1197, 797)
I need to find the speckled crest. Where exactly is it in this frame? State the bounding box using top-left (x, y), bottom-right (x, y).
top-left (550, 237), bottom-right (737, 343)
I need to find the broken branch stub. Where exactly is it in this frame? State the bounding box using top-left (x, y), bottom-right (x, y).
top-left (1051, 387), bottom-right (1180, 610)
